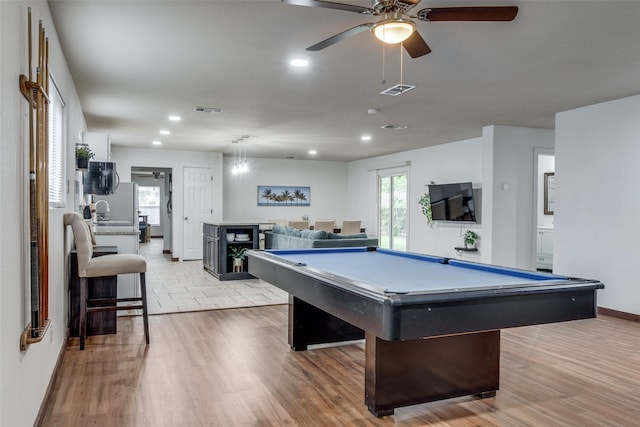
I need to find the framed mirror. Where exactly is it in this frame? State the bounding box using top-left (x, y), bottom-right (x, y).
top-left (544, 172), bottom-right (555, 215)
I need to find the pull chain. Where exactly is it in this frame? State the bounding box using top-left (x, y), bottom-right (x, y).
top-left (400, 42), bottom-right (404, 92)
top-left (381, 41), bottom-right (386, 85)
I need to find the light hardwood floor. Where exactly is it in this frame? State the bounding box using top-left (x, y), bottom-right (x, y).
top-left (39, 308), bottom-right (640, 426)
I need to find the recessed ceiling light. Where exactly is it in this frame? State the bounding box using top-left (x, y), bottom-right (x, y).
top-left (152, 140), bottom-right (162, 146)
top-left (308, 150), bottom-right (317, 155)
top-left (290, 59), bottom-right (309, 67)
top-left (361, 135), bottom-right (372, 142)
top-left (168, 115), bottom-right (181, 121)
top-left (159, 130), bottom-right (170, 135)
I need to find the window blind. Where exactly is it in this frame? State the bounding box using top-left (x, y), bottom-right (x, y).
top-left (48, 78), bottom-right (66, 207)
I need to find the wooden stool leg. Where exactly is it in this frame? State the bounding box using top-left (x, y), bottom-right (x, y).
top-left (79, 277), bottom-right (88, 350)
top-left (139, 272), bottom-right (149, 345)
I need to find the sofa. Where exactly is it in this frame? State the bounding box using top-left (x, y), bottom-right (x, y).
top-left (265, 224), bottom-right (378, 249)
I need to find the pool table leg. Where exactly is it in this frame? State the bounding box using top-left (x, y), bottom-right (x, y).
top-left (364, 330), bottom-right (500, 417)
top-left (288, 296), bottom-right (365, 351)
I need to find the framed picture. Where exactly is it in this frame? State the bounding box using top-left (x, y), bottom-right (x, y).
top-left (258, 185), bottom-right (310, 206)
top-left (544, 172), bottom-right (555, 215)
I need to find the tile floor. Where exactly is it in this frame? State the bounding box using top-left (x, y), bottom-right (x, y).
top-left (140, 238), bottom-right (288, 315)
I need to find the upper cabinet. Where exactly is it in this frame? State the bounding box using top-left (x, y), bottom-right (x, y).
top-left (82, 132), bottom-right (111, 162)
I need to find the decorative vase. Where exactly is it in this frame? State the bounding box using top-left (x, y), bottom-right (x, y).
top-left (464, 241), bottom-right (475, 249)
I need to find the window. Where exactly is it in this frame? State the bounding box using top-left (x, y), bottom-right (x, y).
top-left (48, 77), bottom-right (66, 207)
top-left (138, 185), bottom-right (161, 225)
top-left (378, 170), bottom-right (408, 251)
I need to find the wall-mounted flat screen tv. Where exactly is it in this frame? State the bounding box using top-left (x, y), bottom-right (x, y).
top-left (428, 182), bottom-right (477, 222)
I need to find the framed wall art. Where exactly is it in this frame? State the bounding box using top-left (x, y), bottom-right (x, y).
top-left (258, 185), bottom-right (310, 206)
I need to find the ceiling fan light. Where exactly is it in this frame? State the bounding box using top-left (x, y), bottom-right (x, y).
top-left (373, 19), bottom-right (415, 44)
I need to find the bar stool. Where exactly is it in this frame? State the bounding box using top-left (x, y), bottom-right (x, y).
top-left (64, 212), bottom-right (149, 350)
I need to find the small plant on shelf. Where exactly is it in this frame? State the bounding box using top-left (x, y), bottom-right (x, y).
top-left (228, 246), bottom-right (247, 273)
top-left (463, 230), bottom-right (480, 249)
top-left (75, 144), bottom-right (94, 170)
top-left (228, 246), bottom-right (247, 260)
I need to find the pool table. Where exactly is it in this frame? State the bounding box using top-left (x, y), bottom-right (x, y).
top-left (247, 247), bottom-right (604, 417)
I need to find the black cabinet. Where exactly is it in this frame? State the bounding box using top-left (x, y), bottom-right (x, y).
top-left (203, 223), bottom-right (259, 281)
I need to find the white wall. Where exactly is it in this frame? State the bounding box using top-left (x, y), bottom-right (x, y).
top-left (111, 147), bottom-right (223, 260)
top-left (483, 126), bottom-right (555, 270)
top-left (1, 2), bottom-right (87, 425)
top-left (347, 138), bottom-right (487, 261)
top-left (555, 94), bottom-right (640, 315)
top-left (347, 126), bottom-right (555, 270)
top-left (223, 157), bottom-right (349, 225)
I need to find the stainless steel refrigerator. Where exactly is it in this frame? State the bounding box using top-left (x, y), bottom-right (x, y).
top-left (93, 182), bottom-right (139, 226)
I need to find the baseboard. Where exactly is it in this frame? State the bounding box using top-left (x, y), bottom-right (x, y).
top-left (598, 306), bottom-right (640, 323)
top-left (34, 331), bottom-right (69, 427)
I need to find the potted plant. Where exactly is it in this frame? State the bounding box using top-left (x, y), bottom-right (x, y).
top-left (75, 144), bottom-right (94, 170)
top-left (228, 246), bottom-right (247, 272)
top-left (463, 230), bottom-right (479, 249)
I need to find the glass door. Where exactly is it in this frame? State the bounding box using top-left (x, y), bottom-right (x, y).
top-left (378, 171), bottom-right (408, 250)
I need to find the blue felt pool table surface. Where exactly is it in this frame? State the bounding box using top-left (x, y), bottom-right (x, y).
top-left (267, 247), bottom-right (566, 294)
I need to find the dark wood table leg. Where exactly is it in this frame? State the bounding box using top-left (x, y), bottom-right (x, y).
top-left (364, 330), bottom-right (500, 417)
top-left (288, 296), bottom-right (364, 351)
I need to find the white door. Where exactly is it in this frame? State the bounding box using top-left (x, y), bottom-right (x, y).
top-left (183, 167), bottom-right (213, 260)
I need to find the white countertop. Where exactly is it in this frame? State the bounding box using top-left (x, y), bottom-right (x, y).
top-left (93, 225), bottom-right (139, 236)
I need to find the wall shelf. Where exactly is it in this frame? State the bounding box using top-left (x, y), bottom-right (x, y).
top-left (454, 247), bottom-right (478, 252)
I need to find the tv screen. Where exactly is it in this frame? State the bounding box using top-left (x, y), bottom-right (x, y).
top-left (428, 182), bottom-right (477, 222)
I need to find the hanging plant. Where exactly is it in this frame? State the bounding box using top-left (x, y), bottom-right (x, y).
top-left (418, 193), bottom-right (433, 227)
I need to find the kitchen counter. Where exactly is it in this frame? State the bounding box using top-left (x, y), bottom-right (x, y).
top-left (93, 227), bottom-right (140, 301)
top-left (93, 226), bottom-right (139, 236)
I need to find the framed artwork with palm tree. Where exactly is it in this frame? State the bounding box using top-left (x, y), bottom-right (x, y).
top-left (258, 186), bottom-right (310, 206)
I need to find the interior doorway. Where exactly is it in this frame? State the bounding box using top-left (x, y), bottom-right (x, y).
top-left (534, 150), bottom-right (555, 271)
top-left (131, 167), bottom-right (173, 255)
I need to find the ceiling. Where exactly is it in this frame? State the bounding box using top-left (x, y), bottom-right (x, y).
top-left (48, 0), bottom-right (640, 162)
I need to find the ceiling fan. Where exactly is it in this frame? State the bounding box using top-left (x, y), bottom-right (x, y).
top-left (283, 0), bottom-right (518, 58)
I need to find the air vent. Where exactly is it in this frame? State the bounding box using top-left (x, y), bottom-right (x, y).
top-left (381, 124), bottom-right (409, 130)
top-left (380, 84), bottom-right (416, 96)
top-left (193, 106), bottom-right (224, 113)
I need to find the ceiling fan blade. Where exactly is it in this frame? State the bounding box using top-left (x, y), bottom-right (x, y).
top-left (417, 6), bottom-right (518, 22)
top-left (306, 23), bottom-right (374, 51)
top-left (282, 0), bottom-right (373, 15)
top-left (403, 31), bottom-right (431, 58)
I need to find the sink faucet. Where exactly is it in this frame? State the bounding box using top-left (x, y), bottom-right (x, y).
top-left (94, 200), bottom-right (110, 220)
